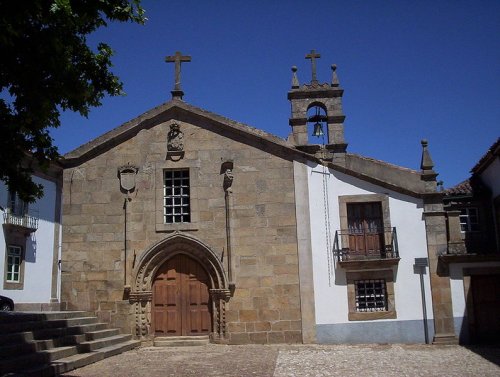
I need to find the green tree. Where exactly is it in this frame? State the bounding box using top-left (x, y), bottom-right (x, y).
top-left (0, 0), bottom-right (145, 202)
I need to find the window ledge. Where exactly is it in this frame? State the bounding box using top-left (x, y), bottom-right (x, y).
top-left (349, 310), bottom-right (397, 321)
top-left (339, 258), bottom-right (400, 271)
top-left (3, 281), bottom-right (24, 290)
top-left (155, 222), bottom-right (199, 233)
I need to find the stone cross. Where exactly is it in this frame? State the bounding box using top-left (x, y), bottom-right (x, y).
top-left (165, 51), bottom-right (191, 98)
top-left (305, 49), bottom-right (321, 83)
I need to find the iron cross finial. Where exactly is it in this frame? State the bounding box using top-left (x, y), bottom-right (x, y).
top-left (305, 49), bottom-right (321, 83)
top-left (165, 51), bottom-right (191, 99)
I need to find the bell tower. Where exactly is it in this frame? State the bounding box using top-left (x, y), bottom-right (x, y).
top-left (288, 50), bottom-right (347, 160)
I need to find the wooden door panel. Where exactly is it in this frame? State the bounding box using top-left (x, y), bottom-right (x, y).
top-left (201, 309), bottom-right (210, 332)
top-left (472, 274), bottom-right (500, 343)
top-left (347, 202), bottom-right (384, 258)
top-left (153, 254), bottom-right (211, 336)
top-left (166, 310), bottom-right (180, 334)
top-left (153, 311), bottom-right (164, 334)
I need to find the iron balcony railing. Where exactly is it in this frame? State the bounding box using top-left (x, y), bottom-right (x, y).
top-left (3, 211), bottom-right (39, 232)
top-left (333, 227), bottom-right (399, 262)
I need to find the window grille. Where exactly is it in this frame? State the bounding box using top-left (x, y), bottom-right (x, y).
top-left (6, 246), bottom-right (21, 282)
top-left (459, 208), bottom-right (479, 232)
top-left (164, 169), bottom-right (190, 224)
top-left (355, 279), bottom-right (387, 312)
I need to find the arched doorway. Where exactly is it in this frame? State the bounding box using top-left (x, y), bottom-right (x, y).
top-left (130, 233), bottom-right (231, 342)
top-left (152, 254), bottom-right (211, 336)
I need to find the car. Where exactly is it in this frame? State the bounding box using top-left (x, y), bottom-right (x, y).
top-left (0, 295), bottom-right (14, 311)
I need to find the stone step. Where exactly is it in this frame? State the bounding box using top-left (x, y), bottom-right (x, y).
top-left (84, 328), bottom-right (121, 341)
top-left (0, 311), bottom-right (92, 323)
top-left (77, 334), bottom-right (133, 352)
top-left (0, 345), bottom-right (77, 374)
top-left (154, 335), bottom-right (210, 347)
top-left (0, 334), bottom-right (88, 358)
top-left (0, 310), bottom-right (141, 377)
top-left (0, 316), bottom-right (99, 334)
top-left (0, 322), bottom-right (107, 346)
top-left (12, 340), bottom-right (141, 377)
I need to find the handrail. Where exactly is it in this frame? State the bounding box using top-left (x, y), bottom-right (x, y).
top-left (2, 212), bottom-right (39, 231)
top-left (333, 227), bottom-right (399, 262)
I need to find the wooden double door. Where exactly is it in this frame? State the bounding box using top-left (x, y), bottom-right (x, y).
top-left (471, 274), bottom-right (500, 343)
top-left (152, 254), bottom-right (211, 336)
top-left (347, 202), bottom-right (385, 258)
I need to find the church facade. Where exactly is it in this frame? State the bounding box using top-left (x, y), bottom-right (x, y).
top-left (60, 96), bottom-right (309, 344)
top-left (60, 51), bottom-right (458, 344)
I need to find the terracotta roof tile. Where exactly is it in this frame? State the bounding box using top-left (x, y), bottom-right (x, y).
top-left (444, 179), bottom-right (472, 196)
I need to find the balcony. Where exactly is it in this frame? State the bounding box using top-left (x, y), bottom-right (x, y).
top-left (3, 210), bottom-right (39, 233)
top-left (333, 227), bottom-right (400, 270)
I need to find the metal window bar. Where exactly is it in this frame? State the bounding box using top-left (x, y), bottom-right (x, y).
top-left (355, 279), bottom-right (388, 312)
top-left (164, 170), bottom-right (190, 223)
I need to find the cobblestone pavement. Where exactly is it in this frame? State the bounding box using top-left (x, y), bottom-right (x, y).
top-left (62, 344), bottom-right (500, 377)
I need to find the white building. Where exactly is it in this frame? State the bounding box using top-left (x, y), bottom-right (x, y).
top-left (288, 58), bottom-right (453, 344)
top-left (0, 163), bottom-right (62, 310)
top-left (443, 138), bottom-right (500, 343)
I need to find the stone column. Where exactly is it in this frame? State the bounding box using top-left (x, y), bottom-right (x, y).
top-left (293, 161), bottom-right (317, 343)
top-left (422, 201), bottom-right (457, 343)
top-left (210, 289), bottom-right (231, 343)
top-left (129, 291), bottom-right (152, 341)
top-left (420, 140), bottom-right (457, 344)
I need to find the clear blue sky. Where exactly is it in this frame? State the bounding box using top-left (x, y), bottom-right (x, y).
top-left (53, 0), bottom-right (500, 188)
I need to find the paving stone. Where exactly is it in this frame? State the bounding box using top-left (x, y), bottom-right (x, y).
top-left (61, 344), bottom-right (500, 377)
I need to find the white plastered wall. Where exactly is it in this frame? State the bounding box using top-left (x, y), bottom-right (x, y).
top-left (306, 161), bottom-right (434, 325)
top-left (0, 176), bottom-right (59, 303)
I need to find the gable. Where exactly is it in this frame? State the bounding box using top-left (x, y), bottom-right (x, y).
top-left (62, 99), bottom-right (309, 168)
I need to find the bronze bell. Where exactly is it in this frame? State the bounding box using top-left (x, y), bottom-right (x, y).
top-left (312, 122), bottom-right (324, 137)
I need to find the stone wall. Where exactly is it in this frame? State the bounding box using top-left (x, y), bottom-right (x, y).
top-left (61, 115), bottom-right (302, 344)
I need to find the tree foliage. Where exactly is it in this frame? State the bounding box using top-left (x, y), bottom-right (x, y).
top-left (0, 0), bottom-right (145, 202)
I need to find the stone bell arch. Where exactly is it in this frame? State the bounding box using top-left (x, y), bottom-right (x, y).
top-left (130, 232), bottom-right (230, 342)
top-left (288, 49), bottom-right (347, 164)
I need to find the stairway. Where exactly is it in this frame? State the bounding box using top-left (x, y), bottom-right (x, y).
top-left (0, 311), bottom-right (140, 376)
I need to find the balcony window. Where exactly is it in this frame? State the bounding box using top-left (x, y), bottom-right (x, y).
top-left (335, 195), bottom-right (399, 263)
top-left (459, 208), bottom-right (479, 232)
top-left (3, 191), bottom-right (38, 232)
top-left (347, 202), bottom-right (385, 258)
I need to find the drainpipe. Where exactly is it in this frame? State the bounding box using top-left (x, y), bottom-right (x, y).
top-left (415, 257), bottom-right (429, 344)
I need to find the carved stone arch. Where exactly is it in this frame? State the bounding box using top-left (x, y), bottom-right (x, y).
top-left (130, 232), bottom-right (230, 342)
top-left (306, 100), bottom-right (328, 113)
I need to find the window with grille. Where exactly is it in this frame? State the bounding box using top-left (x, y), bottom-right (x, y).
top-left (459, 208), bottom-right (479, 232)
top-left (355, 279), bottom-right (388, 312)
top-left (6, 246), bottom-right (21, 283)
top-left (164, 169), bottom-right (190, 224)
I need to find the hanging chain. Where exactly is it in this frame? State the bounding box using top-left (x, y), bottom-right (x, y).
top-left (322, 162), bottom-right (333, 286)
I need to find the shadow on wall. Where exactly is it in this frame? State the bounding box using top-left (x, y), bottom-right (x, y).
top-left (25, 233), bottom-right (37, 263)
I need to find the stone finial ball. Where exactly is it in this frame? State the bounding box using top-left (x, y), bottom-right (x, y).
top-left (421, 139), bottom-right (428, 147)
top-left (331, 64), bottom-right (337, 71)
top-left (291, 66), bottom-right (297, 72)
